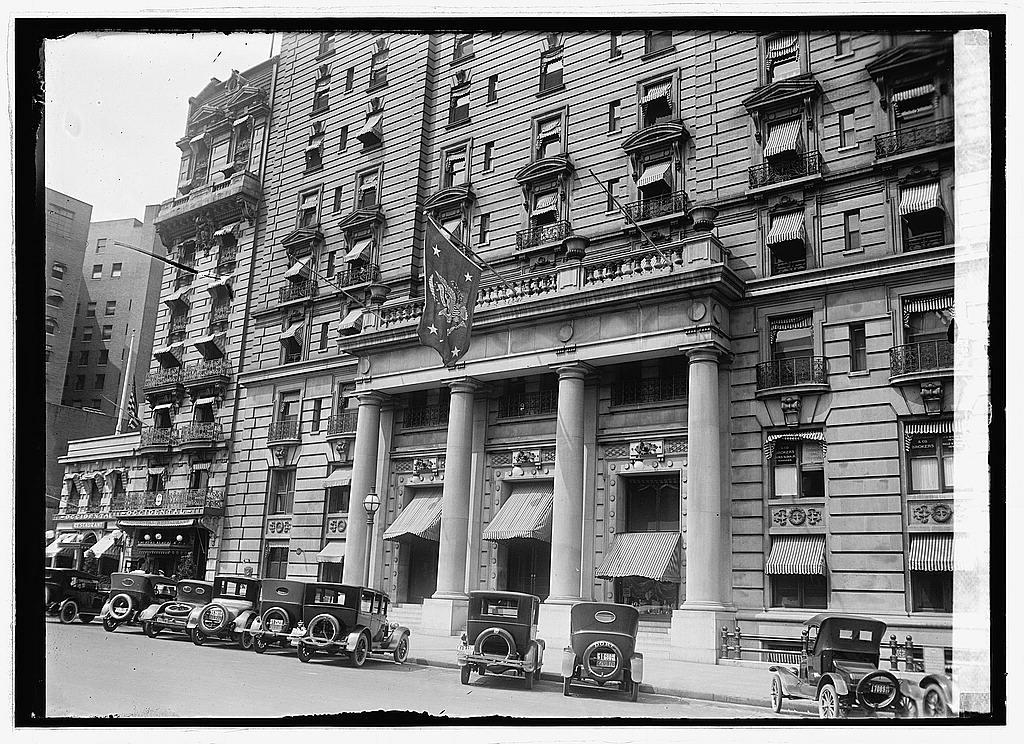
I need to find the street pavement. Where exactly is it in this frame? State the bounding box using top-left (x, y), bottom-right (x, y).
top-left (44, 621), bottom-right (802, 720)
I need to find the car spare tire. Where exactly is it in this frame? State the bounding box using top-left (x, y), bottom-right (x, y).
top-left (474, 627), bottom-right (516, 657)
top-left (261, 607), bottom-right (292, 636)
top-left (581, 640), bottom-right (623, 681)
top-left (108, 593), bottom-right (134, 621)
top-left (306, 613), bottom-right (341, 646)
top-left (856, 670), bottom-right (900, 711)
top-left (198, 603), bottom-right (230, 634)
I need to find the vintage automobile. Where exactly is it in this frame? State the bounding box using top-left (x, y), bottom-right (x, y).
top-left (768, 614), bottom-right (910, 719)
top-left (247, 579), bottom-right (307, 654)
top-left (99, 573), bottom-right (177, 632)
top-left (188, 575), bottom-right (261, 648)
top-left (290, 583), bottom-right (411, 666)
top-left (897, 669), bottom-right (958, 718)
top-left (561, 602), bottom-right (643, 702)
top-left (137, 579), bottom-right (214, 638)
top-left (44, 568), bottom-right (106, 624)
top-left (457, 590), bottom-right (545, 690)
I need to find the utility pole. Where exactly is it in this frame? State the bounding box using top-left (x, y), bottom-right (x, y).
top-left (116, 329), bottom-right (136, 434)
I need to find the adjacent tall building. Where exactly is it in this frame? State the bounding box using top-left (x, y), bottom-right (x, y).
top-left (57, 30), bottom-right (964, 668)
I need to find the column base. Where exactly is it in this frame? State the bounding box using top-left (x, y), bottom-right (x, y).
top-left (421, 596), bottom-right (469, 637)
top-left (538, 599), bottom-right (577, 652)
top-left (670, 606), bottom-right (736, 664)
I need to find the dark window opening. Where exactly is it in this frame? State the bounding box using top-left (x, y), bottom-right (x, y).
top-left (844, 210), bottom-right (861, 252)
top-left (911, 571), bottom-right (953, 613)
top-left (772, 574), bottom-right (827, 609)
top-left (625, 475), bottom-right (680, 533)
top-left (849, 323), bottom-right (867, 372)
top-left (645, 31), bottom-right (673, 55)
top-left (540, 55), bottom-right (563, 91)
top-left (269, 469), bottom-right (296, 515)
top-left (265, 546), bottom-right (288, 580)
top-left (327, 484), bottom-right (350, 514)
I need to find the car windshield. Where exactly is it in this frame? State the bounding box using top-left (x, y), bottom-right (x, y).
top-left (313, 587), bottom-right (349, 605)
top-left (153, 582), bottom-right (176, 596)
top-left (480, 598), bottom-right (519, 618)
top-left (216, 579), bottom-right (251, 598)
top-left (69, 576), bottom-right (99, 590)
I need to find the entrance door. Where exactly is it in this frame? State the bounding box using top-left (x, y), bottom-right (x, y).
top-left (506, 539), bottom-right (551, 600)
top-left (405, 539), bottom-right (438, 604)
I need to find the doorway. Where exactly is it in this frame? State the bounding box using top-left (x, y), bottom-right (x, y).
top-left (403, 538), bottom-right (439, 604)
top-left (506, 539), bottom-right (551, 600)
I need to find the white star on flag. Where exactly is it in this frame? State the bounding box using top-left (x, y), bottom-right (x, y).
top-left (432, 244), bottom-right (441, 256)
top-left (465, 272), bottom-right (472, 282)
top-left (450, 345), bottom-right (461, 358)
top-left (428, 323), bottom-right (439, 335)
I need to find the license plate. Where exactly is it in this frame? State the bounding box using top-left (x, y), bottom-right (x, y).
top-left (269, 619), bottom-right (283, 632)
top-left (871, 684), bottom-right (891, 694)
top-left (596, 653), bottom-right (616, 664)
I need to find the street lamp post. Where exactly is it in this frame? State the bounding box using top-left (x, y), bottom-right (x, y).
top-left (362, 489), bottom-right (381, 588)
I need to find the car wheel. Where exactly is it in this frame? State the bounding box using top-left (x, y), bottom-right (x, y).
top-left (524, 667), bottom-right (535, 690)
top-left (562, 677), bottom-right (572, 697)
top-left (191, 627), bottom-right (207, 646)
top-left (79, 614), bottom-right (94, 624)
top-left (297, 643), bottom-right (314, 663)
top-left (349, 634), bottom-right (369, 668)
top-left (108, 593), bottom-right (134, 622)
top-left (393, 633), bottom-right (409, 664)
top-left (770, 674), bottom-right (784, 713)
top-left (253, 635), bottom-right (268, 654)
top-left (461, 665), bottom-right (471, 686)
top-left (630, 680), bottom-right (640, 703)
top-left (143, 622), bottom-right (161, 639)
top-left (59, 601), bottom-right (78, 624)
top-left (818, 684), bottom-right (846, 719)
top-left (923, 684), bottom-right (949, 718)
top-left (102, 617), bottom-right (119, 633)
top-left (239, 631), bottom-right (254, 650)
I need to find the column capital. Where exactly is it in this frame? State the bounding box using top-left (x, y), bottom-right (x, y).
top-left (683, 345), bottom-right (727, 365)
top-left (550, 361), bottom-right (596, 380)
top-left (356, 391), bottom-right (390, 407)
top-left (447, 377), bottom-right (483, 395)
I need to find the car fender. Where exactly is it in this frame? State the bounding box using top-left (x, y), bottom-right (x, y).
top-left (817, 672), bottom-right (851, 699)
top-left (137, 602), bottom-right (162, 622)
top-left (99, 600), bottom-right (113, 619)
top-left (629, 652), bottom-right (644, 684)
top-left (523, 641), bottom-right (540, 673)
top-left (768, 665), bottom-right (801, 696)
top-left (249, 616), bottom-right (264, 633)
top-left (343, 626), bottom-right (368, 652)
top-left (185, 606), bottom-right (204, 630)
top-left (233, 609), bottom-right (256, 634)
top-left (915, 673), bottom-right (958, 715)
top-left (536, 638), bottom-right (545, 667)
top-left (561, 647), bottom-right (577, 678)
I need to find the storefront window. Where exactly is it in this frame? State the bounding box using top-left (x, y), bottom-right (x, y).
top-left (616, 578), bottom-right (677, 616)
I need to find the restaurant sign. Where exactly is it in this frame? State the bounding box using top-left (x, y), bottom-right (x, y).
top-left (70, 521), bottom-right (106, 530)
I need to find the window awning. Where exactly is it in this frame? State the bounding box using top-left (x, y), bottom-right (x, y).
top-left (150, 403), bottom-right (173, 413)
top-left (193, 397), bottom-right (217, 408)
top-left (279, 322), bottom-right (304, 345)
top-left (537, 117), bottom-right (561, 138)
top-left (206, 277), bottom-right (232, 296)
top-left (904, 419), bottom-right (953, 450)
top-left (340, 308), bottom-right (363, 335)
top-left (284, 255), bottom-right (312, 282)
top-left (765, 34), bottom-right (798, 63)
top-left (163, 286), bottom-right (191, 309)
top-left (344, 237), bottom-right (373, 263)
top-left (763, 431), bottom-right (827, 460)
top-left (147, 466), bottom-right (166, 476)
top-left (359, 170), bottom-right (379, 190)
top-left (117, 518), bottom-right (199, 529)
top-left (902, 293), bottom-right (954, 327)
top-left (85, 530), bottom-right (124, 558)
top-left (909, 533), bottom-right (953, 572)
top-left (482, 487), bottom-right (554, 542)
top-left (383, 494), bottom-right (444, 542)
top-left (766, 211), bottom-right (806, 245)
top-left (899, 182), bottom-right (943, 216)
top-left (356, 113), bottom-right (384, 144)
top-left (595, 531), bottom-right (682, 582)
top-left (190, 461), bottom-right (213, 471)
top-left (636, 161), bottom-right (672, 189)
top-left (316, 541), bottom-right (347, 564)
top-left (153, 344), bottom-right (184, 368)
top-left (765, 534), bottom-right (826, 575)
top-left (764, 118), bottom-right (803, 158)
top-left (323, 470), bottom-right (352, 488)
top-left (192, 334), bottom-right (224, 359)
top-left (214, 223), bottom-right (238, 238)
top-left (46, 537), bottom-right (72, 558)
top-left (891, 83), bottom-right (936, 107)
top-left (641, 81), bottom-right (672, 105)
top-left (232, 115), bottom-right (251, 128)
top-left (532, 191), bottom-right (558, 215)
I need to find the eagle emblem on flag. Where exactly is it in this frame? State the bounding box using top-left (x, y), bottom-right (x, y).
top-left (417, 216), bottom-right (481, 365)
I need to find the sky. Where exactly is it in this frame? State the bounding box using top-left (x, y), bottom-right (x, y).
top-left (44, 32), bottom-right (275, 223)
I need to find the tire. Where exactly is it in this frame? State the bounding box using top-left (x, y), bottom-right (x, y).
top-left (581, 640), bottom-right (623, 681)
top-left (460, 665), bottom-right (471, 685)
top-left (59, 601), bottom-right (78, 624)
top-left (524, 667), bottom-right (535, 690)
top-left (297, 643), bottom-right (314, 663)
top-left (102, 617), bottom-right (119, 633)
top-left (191, 627), bottom-right (207, 646)
top-left (261, 607), bottom-right (292, 637)
top-left (253, 635), bottom-right (268, 654)
top-left (79, 615), bottom-right (94, 624)
top-left (307, 613), bottom-right (341, 646)
top-left (562, 677), bottom-right (572, 696)
top-left (393, 633), bottom-right (409, 664)
top-left (630, 681), bottom-right (640, 702)
top-left (349, 633), bottom-right (369, 668)
top-left (818, 683), bottom-right (846, 719)
top-left (198, 603), bottom-right (230, 635)
top-left (108, 593), bottom-right (134, 622)
top-left (143, 622), bottom-right (161, 639)
top-left (239, 630), bottom-right (254, 650)
top-left (923, 683), bottom-right (949, 718)
top-left (770, 674), bottom-right (784, 713)
top-left (534, 667), bottom-right (542, 681)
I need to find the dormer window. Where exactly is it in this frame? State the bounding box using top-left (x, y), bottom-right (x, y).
top-left (765, 34), bottom-right (800, 82)
top-left (357, 169), bottom-right (379, 210)
top-left (305, 122), bottom-right (325, 171)
top-left (453, 34), bottom-right (473, 62)
top-left (640, 79), bottom-right (674, 128)
top-left (443, 146), bottom-right (468, 188)
top-left (535, 113), bottom-right (563, 160)
top-left (369, 40), bottom-right (389, 88)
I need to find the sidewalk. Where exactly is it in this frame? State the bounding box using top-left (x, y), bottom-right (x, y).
top-left (405, 631), bottom-right (817, 713)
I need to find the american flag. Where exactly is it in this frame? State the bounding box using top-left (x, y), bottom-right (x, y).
top-left (126, 378), bottom-right (140, 429)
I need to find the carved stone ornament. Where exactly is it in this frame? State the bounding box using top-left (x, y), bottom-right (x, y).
top-left (272, 446), bottom-right (287, 461)
top-left (920, 380), bottom-right (944, 415)
top-left (413, 457), bottom-right (437, 474)
top-left (772, 509), bottom-right (788, 526)
top-left (630, 440), bottom-right (664, 461)
top-left (805, 508), bottom-right (822, 526)
top-left (512, 449), bottom-right (541, 467)
top-left (781, 395), bottom-right (801, 427)
top-left (194, 211), bottom-right (216, 252)
top-left (788, 507), bottom-right (806, 526)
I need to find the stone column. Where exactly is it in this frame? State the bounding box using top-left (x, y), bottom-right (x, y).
top-left (342, 392), bottom-right (385, 585)
top-left (422, 379), bottom-right (477, 635)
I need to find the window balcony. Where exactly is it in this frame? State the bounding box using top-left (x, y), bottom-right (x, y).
top-left (497, 390), bottom-right (558, 419)
top-left (154, 170), bottom-right (262, 247)
top-left (404, 405), bottom-right (450, 429)
top-left (326, 411), bottom-right (359, 437)
top-left (138, 426), bottom-right (176, 453)
top-left (143, 367), bottom-right (183, 395)
top-left (177, 422), bottom-right (224, 450)
top-left (335, 264), bottom-right (381, 288)
top-left (112, 488), bottom-right (225, 517)
top-left (905, 230), bottom-right (946, 252)
top-left (622, 191), bottom-right (690, 224)
top-left (771, 255), bottom-right (807, 275)
top-left (889, 340), bottom-right (954, 381)
top-left (516, 220), bottom-right (571, 250)
top-left (279, 279), bottom-right (317, 305)
top-left (748, 152), bottom-right (821, 190)
top-left (874, 118), bottom-right (954, 160)
top-left (610, 376), bottom-right (687, 407)
top-left (755, 357), bottom-right (828, 394)
top-left (174, 270), bottom-right (195, 289)
top-left (216, 246), bottom-right (238, 273)
top-left (267, 419), bottom-right (301, 444)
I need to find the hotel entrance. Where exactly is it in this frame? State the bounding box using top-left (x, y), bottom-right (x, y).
top-left (484, 481), bottom-right (554, 600)
top-left (383, 486), bottom-right (442, 604)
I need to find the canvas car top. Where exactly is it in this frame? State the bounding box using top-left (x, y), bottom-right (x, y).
top-left (45, 568), bottom-right (101, 582)
top-left (808, 615), bottom-right (887, 652)
top-left (570, 602), bottom-right (640, 633)
top-left (213, 575), bottom-right (259, 601)
top-left (175, 580), bottom-right (213, 602)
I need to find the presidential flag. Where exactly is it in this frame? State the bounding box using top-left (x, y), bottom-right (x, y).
top-left (126, 378), bottom-right (140, 430)
top-left (417, 215), bottom-right (482, 365)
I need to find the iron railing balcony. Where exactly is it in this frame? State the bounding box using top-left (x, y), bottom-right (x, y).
top-left (497, 390), bottom-right (558, 418)
top-left (267, 419), bottom-right (301, 443)
top-left (139, 426), bottom-right (176, 447)
top-left (516, 220), bottom-right (571, 250)
top-left (279, 280), bottom-right (317, 304)
top-left (144, 367), bottom-right (184, 390)
top-left (216, 247), bottom-right (238, 273)
top-left (326, 411), bottom-right (359, 436)
top-left (874, 118), bottom-right (954, 159)
top-left (889, 340), bottom-right (954, 377)
top-left (404, 405), bottom-right (450, 429)
top-left (748, 152), bottom-right (821, 189)
top-left (905, 230), bottom-right (946, 251)
top-left (114, 488), bottom-right (225, 515)
top-left (177, 421), bottom-right (224, 445)
top-left (210, 303), bottom-right (230, 325)
top-left (335, 264), bottom-right (381, 287)
top-left (622, 191), bottom-right (690, 223)
top-left (756, 356), bottom-right (828, 391)
top-left (183, 358), bottom-right (232, 385)
top-left (610, 376), bottom-right (688, 407)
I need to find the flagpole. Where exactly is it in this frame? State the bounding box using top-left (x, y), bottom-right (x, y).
top-left (422, 211), bottom-right (516, 292)
top-left (116, 329), bottom-right (136, 434)
top-left (586, 168), bottom-right (674, 270)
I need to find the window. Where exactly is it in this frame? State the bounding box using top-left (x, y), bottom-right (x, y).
top-left (46, 290), bottom-right (63, 307)
top-left (209, 134), bottom-right (231, 174)
top-left (645, 31), bottom-right (673, 55)
top-left (771, 574), bottom-right (827, 609)
top-left (606, 178), bottom-right (620, 212)
top-left (835, 31), bottom-right (853, 57)
top-left (900, 182), bottom-right (946, 250)
top-left (439, 210), bottom-right (466, 244)
top-left (90, 399), bottom-right (102, 409)
top-left (94, 374), bottom-right (105, 389)
top-left (82, 326), bottom-right (93, 341)
top-left (98, 349), bottom-right (109, 366)
top-left (607, 100), bottom-right (621, 132)
top-left (305, 125), bottom-right (325, 170)
top-left (297, 190), bottom-right (320, 228)
top-left (91, 265), bottom-right (103, 279)
top-left (47, 204), bottom-right (74, 238)
top-left (482, 141), bottom-right (494, 171)
top-left (369, 46), bottom-right (389, 88)
top-left (345, 66), bottom-right (354, 92)
top-left (771, 439), bottom-right (825, 499)
top-left (338, 125), bottom-right (348, 152)
top-left (45, 316), bottom-right (58, 335)
top-left (332, 187), bottom-right (344, 214)
top-left (765, 34), bottom-right (800, 82)
top-left (318, 323), bottom-right (330, 352)
top-left (77, 351), bottom-right (89, 366)
top-left (357, 170), bottom-right (379, 210)
top-left (312, 397), bottom-right (323, 430)
top-left (361, 591), bottom-right (374, 613)
top-left (531, 188), bottom-right (559, 227)
top-left (101, 325), bottom-right (113, 341)
top-left (319, 561), bottom-right (344, 583)
top-left (327, 482), bottom-right (350, 514)
top-left (249, 119), bottom-right (267, 175)
top-left (443, 147), bottom-right (468, 188)
top-left (610, 31), bottom-right (621, 58)
top-left (450, 88), bottom-right (470, 125)
top-left (839, 109), bottom-right (857, 148)
top-left (640, 78), bottom-right (673, 127)
top-left (318, 32), bottom-right (335, 57)
top-left (487, 74), bottom-right (498, 103)
top-left (177, 152), bottom-right (193, 187)
top-left (85, 302), bottom-right (96, 318)
top-left (74, 375), bottom-right (86, 391)
top-left (453, 34), bottom-right (474, 61)
top-left (911, 571), bottom-right (952, 613)
top-left (766, 210), bottom-right (808, 274)
top-left (907, 310), bottom-right (948, 346)
top-left (625, 476), bottom-right (680, 532)
top-left (312, 87), bottom-right (330, 115)
top-left (540, 54), bottom-right (563, 92)
top-left (51, 262), bottom-right (66, 280)
top-left (269, 468), bottom-right (296, 514)
top-left (849, 323), bottom-right (867, 372)
top-left (908, 432), bottom-right (953, 493)
top-left (535, 113), bottom-right (563, 159)
top-left (265, 545), bottom-right (289, 580)
top-left (105, 300), bottom-right (117, 316)
top-left (111, 263), bottom-right (122, 278)
top-left (96, 238), bottom-right (106, 253)
top-left (325, 250), bottom-right (337, 278)
top-left (844, 210), bottom-right (861, 253)
top-left (478, 213), bottom-right (489, 244)
top-left (194, 401), bottom-right (216, 424)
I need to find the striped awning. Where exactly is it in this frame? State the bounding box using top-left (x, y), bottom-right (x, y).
top-left (904, 419), bottom-right (953, 450)
top-left (340, 308), bottom-right (363, 334)
top-left (902, 293), bottom-right (953, 326)
top-left (324, 469), bottom-right (351, 488)
top-left (357, 112), bottom-right (384, 142)
top-left (766, 211), bottom-right (806, 245)
top-left (765, 534), bottom-right (826, 575)
top-left (206, 276), bottom-right (232, 296)
top-left (533, 191), bottom-right (558, 215)
top-left (899, 182), bottom-right (943, 216)
top-left (153, 343), bottom-right (184, 367)
top-left (769, 313), bottom-right (812, 344)
top-left (284, 255), bottom-right (312, 281)
top-left (190, 461), bottom-right (213, 471)
top-left (891, 83), bottom-right (935, 108)
top-left (909, 533), bottom-right (953, 572)
top-left (317, 541), bottom-right (346, 564)
top-left (85, 530), bottom-right (124, 558)
top-left (162, 286), bottom-right (191, 309)
top-left (763, 431), bottom-right (827, 460)
top-left (595, 531), bottom-right (682, 582)
top-left (636, 161), bottom-right (672, 188)
top-left (213, 223), bottom-right (238, 237)
top-left (344, 237), bottom-right (373, 263)
top-left (46, 538), bottom-right (71, 559)
top-left (117, 518), bottom-right (198, 529)
top-left (192, 334), bottom-right (224, 359)
top-left (483, 487), bottom-right (554, 542)
top-left (763, 118), bottom-right (803, 158)
top-left (537, 117), bottom-right (561, 138)
top-left (279, 322), bottom-right (304, 345)
top-left (765, 34), bottom-right (798, 68)
top-left (641, 81), bottom-right (672, 105)
top-left (383, 494), bottom-right (443, 542)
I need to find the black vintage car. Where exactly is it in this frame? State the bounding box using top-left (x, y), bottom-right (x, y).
top-left (137, 579), bottom-right (214, 638)
top-left (246, 579), bottom-right (307, 654)
top-left (291, 583), bottom-right (410, 666)
top-left (99, 573), bottom-right (177, 632)
top-left (769, 614), bottom-right (910, 719)
top-left (188, 576), bottom-right (260, 648)
top-left (561, 602), bottom-right (643, 701)
top-left (44, 568), bottom-right (106, 624)
top-left (457, 591), bottom-right (545, 690)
